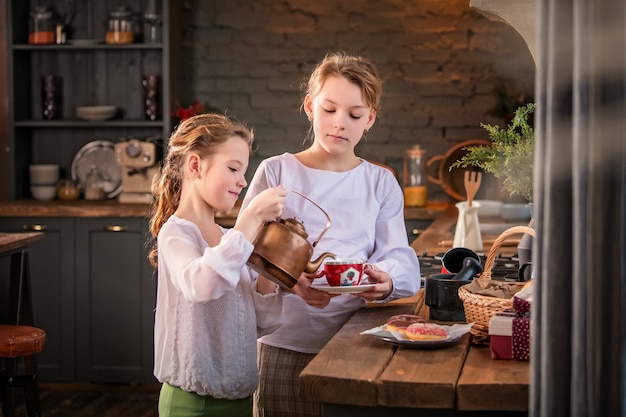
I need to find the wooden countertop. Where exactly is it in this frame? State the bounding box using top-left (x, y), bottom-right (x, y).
top-left (0, 200), bottom-right (151, 218)
top-left (300, 291), bottom-right (529, 413)
top-left (0, 200), bottom-right (449, 225)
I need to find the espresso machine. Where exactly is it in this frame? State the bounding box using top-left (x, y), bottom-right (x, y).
top-left (114, 138), bottom-right (160, 203)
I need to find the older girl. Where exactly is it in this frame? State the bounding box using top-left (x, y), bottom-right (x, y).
top-left (241, 52), bottom-right (421, 417)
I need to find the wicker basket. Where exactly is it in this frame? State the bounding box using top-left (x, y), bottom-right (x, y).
top-left (458, 225), bottom-right (536, 343)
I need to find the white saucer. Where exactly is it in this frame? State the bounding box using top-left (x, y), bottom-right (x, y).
top-left (310, 283), bottom-right (376, 294)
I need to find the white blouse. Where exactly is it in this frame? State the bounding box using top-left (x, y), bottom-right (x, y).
top-left (153, 216), bottom-right (283, 398)
top-left (241, 153), bottom-right (421, 353)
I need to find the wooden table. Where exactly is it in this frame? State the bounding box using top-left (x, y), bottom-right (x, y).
top-left (0, 232), bottom-right (44, 325)
top-left (300, 206), bottom-right (530, 415)
top-left (300, 292), bottom-right (529, 416)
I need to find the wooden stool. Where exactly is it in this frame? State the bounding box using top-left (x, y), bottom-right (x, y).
top-left (0, 325), bottom-right (46, 417)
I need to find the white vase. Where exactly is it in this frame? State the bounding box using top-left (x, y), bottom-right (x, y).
top-left (453, 201), bottom-right (483, 251)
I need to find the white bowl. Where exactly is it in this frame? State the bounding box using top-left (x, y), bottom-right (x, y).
top-left (29, 164), bottom-right (60, 185)
top-left (76, 105), bottom-right (117, 121)
top-left (31, 185), bottom-right (57, 201)
top-left (500, 203), bottom-right (531, 221)
top-left (475, 200), bottom-right (502, 217)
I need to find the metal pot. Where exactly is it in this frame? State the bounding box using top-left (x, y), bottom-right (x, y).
top-left (247, 191), bottom-right (336, 288)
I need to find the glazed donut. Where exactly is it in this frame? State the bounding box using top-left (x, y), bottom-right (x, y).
top-left (405, 322), bottom-right (448, 341)
top-left (384, 314), bottom-right (426, 334)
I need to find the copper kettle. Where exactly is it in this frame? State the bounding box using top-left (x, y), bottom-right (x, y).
top-left (247, 191), bottom-right (336, 288)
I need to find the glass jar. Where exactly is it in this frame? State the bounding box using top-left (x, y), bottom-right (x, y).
top-left (29, 6), bottom-right (56, 44)
top-left (106, 6), bottom-right (135, 44)
top-left (57, 179), bottom-right (80, 201)
top-left (84, 165), bottom-right (105, 200)
top-left (403, 145), bottom-right (428, 207)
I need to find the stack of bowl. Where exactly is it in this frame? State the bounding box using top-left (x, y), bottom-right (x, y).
top-left (29, 164), bottom-right (59, 201)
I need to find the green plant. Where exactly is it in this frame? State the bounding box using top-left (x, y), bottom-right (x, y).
top-left (450, 103), bottom-right (535, 202)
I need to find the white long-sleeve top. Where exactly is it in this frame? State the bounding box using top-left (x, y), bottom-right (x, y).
top-left (153, 216), bottom-right (283, 399)
top-left (240, 153), bottom-right (421, 353)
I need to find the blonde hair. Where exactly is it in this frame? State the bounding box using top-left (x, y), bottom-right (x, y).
top-left (301, 52), bottom-right (383, 145)
top-left (303, 51), bottom-right (383, 112)
top-left (148, 113), bottom-right (253, 266)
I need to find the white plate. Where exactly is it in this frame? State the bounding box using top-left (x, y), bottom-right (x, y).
top-left (373, 333), bottom-right (464, 349)
top-left (310, 283), bottom-right (375, 294)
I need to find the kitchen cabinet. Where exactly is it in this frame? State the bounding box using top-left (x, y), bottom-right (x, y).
top-left (405, 219), bottom-right (432, 244)
top-left (75, 217), bottom-right (155, 383)
top-left (0, 217), bottom-right (156, 384)
top-left (0, 217), bottom-right (75, 381)
top-left (1, 0), bottom-right (181, 201)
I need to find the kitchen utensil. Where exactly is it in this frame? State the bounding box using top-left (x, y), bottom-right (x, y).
top-left (441, 247), bottom-right (480, 274)
top-left (424, 273), bottom-right (467, 321)
top-left (463, 170), bottom-right (482, 207)
top-left (451, 257), bottom-right (483, 281)
top-left (426, 139), bottom-right (491, 201)
top-left (71, 140), bottom-right (122, 199)
top-left (246, 191), bottom-right (337, 289)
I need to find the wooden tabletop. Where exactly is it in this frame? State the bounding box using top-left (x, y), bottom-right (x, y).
top-left (299, 203), bottom-right (532, 413)
top-left (0, 232), bottom-right (44, 254)
top-left (299, 291), bottom-right (529, 413)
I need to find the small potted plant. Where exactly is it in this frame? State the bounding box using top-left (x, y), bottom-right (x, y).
top-left (451, 102), bottom-right (536, 268)
top-left (450, 102), bottom-right (535, 202)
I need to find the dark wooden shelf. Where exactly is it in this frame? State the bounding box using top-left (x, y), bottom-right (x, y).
top-left (12, 43), bottom-right (163, 51)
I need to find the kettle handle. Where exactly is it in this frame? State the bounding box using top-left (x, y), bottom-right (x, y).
top-left (287, 189), bottom-right (331, 247)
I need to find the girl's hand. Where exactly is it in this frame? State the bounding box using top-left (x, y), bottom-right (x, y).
top-left (287, 270), bottom-right (338, 308)
top-left (356, 264), bottom-right (393, 302)
top-left (235, 185), bottom-right (287, 240)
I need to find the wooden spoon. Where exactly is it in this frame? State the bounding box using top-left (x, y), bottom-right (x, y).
top-left (463, 170), bottom-right (482, 207)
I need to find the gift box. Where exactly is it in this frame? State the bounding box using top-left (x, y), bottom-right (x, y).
top-left (489, 289), bottom-right (532, 360)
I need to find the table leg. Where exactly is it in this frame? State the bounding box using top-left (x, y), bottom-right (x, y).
top-left (8, 249), bottom-right (34, 326)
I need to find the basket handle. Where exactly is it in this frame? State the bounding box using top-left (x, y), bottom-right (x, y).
top-left (480, 225), bottom-right (535, 280)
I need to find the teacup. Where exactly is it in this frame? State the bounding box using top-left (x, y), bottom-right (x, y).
top-left (324, 260), bottom-right (367, 286)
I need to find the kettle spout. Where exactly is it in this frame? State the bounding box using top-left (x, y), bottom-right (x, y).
top-left (304, 252), bottom-right (337, 273)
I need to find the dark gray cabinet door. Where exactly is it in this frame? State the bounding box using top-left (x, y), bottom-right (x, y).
top-left (405, 219), bottom-right (432, 244)
top-left (75, 217), bottom-right (156, 384)
top-left (0, 217), bottom-right (76, 381)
